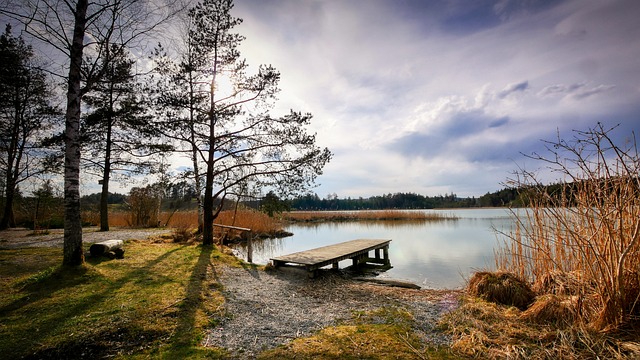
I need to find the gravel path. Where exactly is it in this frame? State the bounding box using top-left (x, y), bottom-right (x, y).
top-left (0, 227), bottom-right (172, 249)
top-left (204, 265), bottom-right (460, 359)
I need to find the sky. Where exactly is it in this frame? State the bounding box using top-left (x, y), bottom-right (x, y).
top-left (216, 0), bottom-right (640, 199)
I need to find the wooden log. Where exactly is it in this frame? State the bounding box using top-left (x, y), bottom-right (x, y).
top-left (89, 240), bottom-right (124, 258)
top-left (353, 277), bottom-right (421, 289)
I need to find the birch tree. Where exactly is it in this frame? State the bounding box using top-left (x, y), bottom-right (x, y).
top-left (1, 0), bottom-right (178, 265)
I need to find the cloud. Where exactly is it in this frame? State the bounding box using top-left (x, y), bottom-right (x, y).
top-left (538, 82), bottom-right (616, 99)
top-left (498, 81), bottom-right (529, 99)
top-left (223, 0), bottom-right (640, 198)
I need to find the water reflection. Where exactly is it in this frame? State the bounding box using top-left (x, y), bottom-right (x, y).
top-left (231, 208), bottom-right (515, 289)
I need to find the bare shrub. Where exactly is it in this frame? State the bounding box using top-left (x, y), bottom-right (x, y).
top-left (126, 186), bottom-right (162, 227)
top-left (496, 123), bottom-right (640, 330)
top-left (171, 226), bottom-right (194, 243)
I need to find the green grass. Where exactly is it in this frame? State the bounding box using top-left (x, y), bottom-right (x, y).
top-left (0, 241), bottom-right (240, 359)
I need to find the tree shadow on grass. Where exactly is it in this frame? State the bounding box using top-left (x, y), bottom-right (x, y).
top-left (162, 244), bottom-right (227, 358)
top-left (1, 245), bottom-right (191, 358)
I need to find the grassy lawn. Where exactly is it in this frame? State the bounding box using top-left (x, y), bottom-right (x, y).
top-left (0, 240), bottom-right (237, 359)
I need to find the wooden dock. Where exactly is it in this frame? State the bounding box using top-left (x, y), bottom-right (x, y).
top-left (270, 239), bottom-right (391, 277)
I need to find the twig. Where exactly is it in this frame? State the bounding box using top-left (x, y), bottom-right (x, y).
top-left (398, 332), bottom-right (428, 360)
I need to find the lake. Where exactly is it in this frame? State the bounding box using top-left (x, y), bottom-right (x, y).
top-left (231, 208), bottom-right (518, 289)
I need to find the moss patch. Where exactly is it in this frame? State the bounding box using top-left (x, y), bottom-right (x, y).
top-left (259, 306), bottom-right (455, 360)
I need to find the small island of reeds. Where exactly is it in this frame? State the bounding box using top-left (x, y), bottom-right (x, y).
top-left (282, 209), bottom-right (458, 222)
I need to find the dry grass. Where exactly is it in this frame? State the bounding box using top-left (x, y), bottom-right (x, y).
top-left (441, 297), bottom-right (640, 360)
top-left (519, 294), bottom-right (578, 328)
top-left (97, 209), bottom-right (284, 239)
top-left (213, 209), bottom-right (282, 234)
top-left (260, 306), bottom-right (456, 359)
top-left (283, 210), bottom-right (457, 222)
top-left (467, 271), bottom-right (534, 310)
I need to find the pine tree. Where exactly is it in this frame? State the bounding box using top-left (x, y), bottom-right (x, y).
top-left (83, 44), bottom-right (169, 231)
top-left (153, 0), bottom-right (331, 245)
top-left (0, 25), bottom-right (60, 229)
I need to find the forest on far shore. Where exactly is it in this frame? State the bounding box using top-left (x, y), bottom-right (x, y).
top-left (75, 186), bottom-right (524, 213)
top-left (286, 188), bottom-right (521, 210)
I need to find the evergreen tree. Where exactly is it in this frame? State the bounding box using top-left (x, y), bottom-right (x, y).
top-left (0, 25), bottom-right (60, 229)
top-left (82, 44), bottom-right (169, 231)
top-left (154, 0), bottom-right (331, 245)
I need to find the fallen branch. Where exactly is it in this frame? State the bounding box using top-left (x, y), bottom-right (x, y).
top-left (353, 277), bottom-right (421, 289)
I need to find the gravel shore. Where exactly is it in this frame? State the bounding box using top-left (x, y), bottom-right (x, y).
top-left (205, 264), bottom-right (460, 358)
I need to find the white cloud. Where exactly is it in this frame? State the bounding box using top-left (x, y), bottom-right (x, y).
top-left (221, 0), bottom-right (640, 198)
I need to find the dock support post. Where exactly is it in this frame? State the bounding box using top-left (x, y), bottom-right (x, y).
top-left (383, 246), bottom-right (390, 265)
top-left (247, 231), bottom-right (253, 263)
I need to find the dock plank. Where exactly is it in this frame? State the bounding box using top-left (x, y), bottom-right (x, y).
top-left (270, 239), bottom-right (391, 272)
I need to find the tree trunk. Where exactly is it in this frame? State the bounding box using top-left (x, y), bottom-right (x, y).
top-left (188, 59), bottom-right (204, 234)
top-left (0, 175), bottom-right (15, 230)
top-left (202, 155), bottom-right (215, 245)
top-left (99, 114), bottom-right (113, 231)
top-left (0, 109), bottom-right (20, 230)
top-left (63, 0), bottom-right (88, 267)
top-left (202, 73), bottom-right (218, 246)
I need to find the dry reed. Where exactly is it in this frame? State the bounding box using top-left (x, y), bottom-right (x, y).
top-left (91, 209), bottom-right (283, 239)
top-left (213, 209), bottom-right (276, 232)
top-left (495, 124), bottom-right (640, 330)
top-left (283, 210), bottom-right (457, 222)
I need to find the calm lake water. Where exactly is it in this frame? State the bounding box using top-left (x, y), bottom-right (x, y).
top-left (231, 208), bottom-right (518, 289)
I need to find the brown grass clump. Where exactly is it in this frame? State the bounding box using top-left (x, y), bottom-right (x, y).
top-left (171, 226), bottom-right (196, 243)
top-left (532, 270), bottom-right (590, 296)
top-left (467, 271), bottom-right (534, 310)
top-left (520, 294), bottom-right (577, 328)
top-left (441, 297), bottom-right (640, 359)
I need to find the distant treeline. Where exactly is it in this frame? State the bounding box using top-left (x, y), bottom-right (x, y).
top-left (76, 187), bottom-right (526, 213)
top-left (288, 188), bottom-right (524, 210)
top-left (74, 183), bottom-right (551, 214)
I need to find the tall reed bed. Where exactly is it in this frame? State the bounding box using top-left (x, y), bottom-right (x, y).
top-left (213, 209), bottom-right (283, 236)
top-left (102, 209), bottom-right (282, 239)
top-left (495, 124), bottom-right (640, 330)
top-left (283, 209), bottom-right (457, 222)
